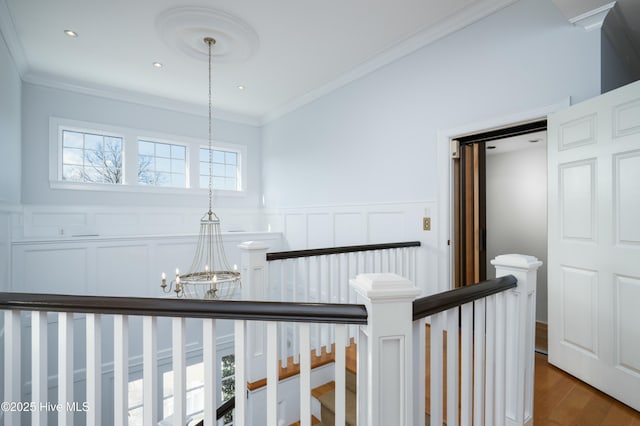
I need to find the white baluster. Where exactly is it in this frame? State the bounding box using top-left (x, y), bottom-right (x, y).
top-left (173, 317), bottom-right (186, 426)
top-left (299, 323), bottom-right (311, 426)
top-left (446, 308), bottom-right (459, 426)
top-left (495, 292), bottom-right (507, 426)
top-left (473, 299), bottom-right (486, 426)
top-left (485, 295), bottom-right (497, 426)
top-left (430, 312), bottom-right (445, 426)
top-left (412, 318), bottom-right (426, 426)
top-left (334, 324), bottom-right (347, 426)
top-left (461, 303), bottom-right (473, 426)
top-left (234, 320), bottom-right (247, 426)
top-left (86, 313), bottom-right (102, 426)
top-left (114, 315), bottom-right (129, 426)
top-left (32, 311), bottom-right (47, 426)
top-left (203, 319), bottom-right (217, 426)
top-left (267, 322), bottom-right (279, 426)
top-left (58, 312), bottom-right (74, 426)
top-left (143, 316), bottom-right (157, 426)
top-left (4, 310), bottom-right (21, 426)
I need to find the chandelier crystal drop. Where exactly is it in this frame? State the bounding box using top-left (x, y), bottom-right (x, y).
top-left (161, 37), bottom-right (241, 299)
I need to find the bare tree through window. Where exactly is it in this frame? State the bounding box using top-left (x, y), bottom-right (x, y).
top-left (62, 130), bottom-right (123, 183)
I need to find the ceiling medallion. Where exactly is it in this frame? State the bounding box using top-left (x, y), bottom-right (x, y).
top-left (156, 6), bottom-right (260, 63)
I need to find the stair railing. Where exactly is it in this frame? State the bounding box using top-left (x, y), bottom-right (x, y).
top-left (0, 292), bottom-right (367, 426)
top-left (261, 241), bottom-right (420, 368)
top-left (410, 254), bottom-right (541, 426)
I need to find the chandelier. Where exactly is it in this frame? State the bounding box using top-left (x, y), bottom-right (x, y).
top-left (161, 37), bottom-right (241, 299)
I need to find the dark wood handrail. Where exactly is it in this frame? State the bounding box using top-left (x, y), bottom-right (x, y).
top-left (216, 396), bottom-right (235, 420)
top-left (0, 292), bottom-right (368, 324)
top-left (412, 275), bottom-right (517, 321)
top-left (266, 241), bottom-right (421, 261)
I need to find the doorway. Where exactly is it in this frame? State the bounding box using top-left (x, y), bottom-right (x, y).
top-left (451, 120), bottom-right (549, 332)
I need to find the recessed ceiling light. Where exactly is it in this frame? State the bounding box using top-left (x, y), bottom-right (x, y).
top-left (64, 29), bottom-right (78, 38)
top-left (237, 85), bottom-right (245, 91)
top-left (152, 62), bottom-right (163, 68)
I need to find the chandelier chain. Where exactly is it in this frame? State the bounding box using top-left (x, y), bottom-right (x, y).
top-left (207, 37), bottom-right (213, 216)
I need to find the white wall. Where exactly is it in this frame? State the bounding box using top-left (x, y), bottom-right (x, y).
top-left (0, 30), bottom-right (21, 205)
top-left (21, 83), bottom-right (263, 210)
top-left (0, 30), bottom-right (21, 293)
top-left (485, 143), bottom-right (548, 322)
top-left (261, 0), bottom-right (600, 293)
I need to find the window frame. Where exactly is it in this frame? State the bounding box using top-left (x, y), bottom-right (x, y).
top-left (49, 117), bottom-right (246, 196)
top-left (198, 143), bottom-right (245, 193)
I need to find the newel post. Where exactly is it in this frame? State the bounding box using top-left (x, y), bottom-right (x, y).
top-left (491, 254), bottom-right (542, 426)
top-left (350, 273), bottom-right (421, 426)
top-left (238, 241), bottom-right (270, 383)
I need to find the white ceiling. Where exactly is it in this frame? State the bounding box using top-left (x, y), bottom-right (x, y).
top-left (485, 131), bottom-right (547, 156)
top-left (1, 0), bottom-right (519, 123)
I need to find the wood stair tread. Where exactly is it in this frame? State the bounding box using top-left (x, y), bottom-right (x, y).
top-left (289, 415), bottom-right (321, 426)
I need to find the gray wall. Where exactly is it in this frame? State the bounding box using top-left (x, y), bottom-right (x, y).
top-left (261, 0), bottom-right (601, 209)
top-left (0, 31), bottom-right (21, 205)
top-left (486, 143), bottom-right (548, 322)
top-left (21, 83), bottom-right (263, 209)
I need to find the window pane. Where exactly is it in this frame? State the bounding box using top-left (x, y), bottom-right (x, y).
top-left (155, 157), bottom-right (171, 173)
top-left (155, 143), bottom-right (171, 158)
top-left (84, 133), bottom-right (103, 151)
top-left (104, 136), bottom-right (123, 152)
top-left (171, 145), bottom-right (186, 159)
top-left (200, 175), bottom-right (208, 188)
top-left (225, 151), bottom-right (237, 165)
top-left (62, 131), bottom-right (83, 148)
top-left (62, 165), bottom-right (83, 181)
top-left (138, 140), bottom-right (155, 156)
top-left (224, 178), bottom-right (237, 191)
top-left (212, 150), bottom-right (225, 163)
top-left (225, 164), bottom-right (236, 178)
top-left (63, 148), bottom-right (84, 165)
top-left (60, 129), bottom-right (122, 184)
top-left (172, 173), bottom-right (186, 187)
top-left (213, 177), bottom-right (225, 189)
top-left (212, 164), bottom-right (224, 177)
top-left (155, 172), bottom-right (170, 186)
top-left (172, 159), bottom-right (185, 174)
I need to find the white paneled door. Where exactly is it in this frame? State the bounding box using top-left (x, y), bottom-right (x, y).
top-left (548, 80), bottom-right (640, 411)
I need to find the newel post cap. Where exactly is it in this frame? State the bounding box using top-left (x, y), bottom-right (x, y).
top-left (238, 240), bottom-right (270, 251)
top-left (350, 273), bottom-right (421, 301)
top-left (490, 254), bottom-right (542, 271)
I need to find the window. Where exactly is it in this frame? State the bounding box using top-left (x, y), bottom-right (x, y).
top-left (138, 140), bottom-right (187, 187)
top-left (200, 148), bottom-right (240, 191)
top-left (220, 353), bottom-right (235, 425)
top-left (61, 130), bottom-right (123, 184)
top-left (50, 117), bottom-right (246, 194)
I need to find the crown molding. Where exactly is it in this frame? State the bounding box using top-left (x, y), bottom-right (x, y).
top-left (0, 0), bottom-right (28, 74)
top-left (22, 71), bottom-right (261, 127)
top-left (260, 0), bottom-right (518, 124)
top-left (568, 1), bottom-right (616, 31)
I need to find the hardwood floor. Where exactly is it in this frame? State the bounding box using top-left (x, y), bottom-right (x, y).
top-left (534, 354), bottom-right (640, 425)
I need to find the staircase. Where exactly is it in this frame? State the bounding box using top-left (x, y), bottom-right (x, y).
top-left (313, 370), bottom-right (357, 426)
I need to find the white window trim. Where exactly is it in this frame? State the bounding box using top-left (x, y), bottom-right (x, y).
top-left (198, 141), bottom-right (247, 194)
top-left (49, 117), bottom-right (247, 196)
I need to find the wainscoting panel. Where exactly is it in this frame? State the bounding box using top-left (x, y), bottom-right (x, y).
top-left (269, 200), bottom-right (438, 296)
top-left (12, 232), bottom-right (283, 297)
top-left (20, 247), bottom-right (89, 294)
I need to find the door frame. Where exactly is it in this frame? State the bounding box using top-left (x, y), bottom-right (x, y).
top-left (435, 98), bottom-right (569, 292)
